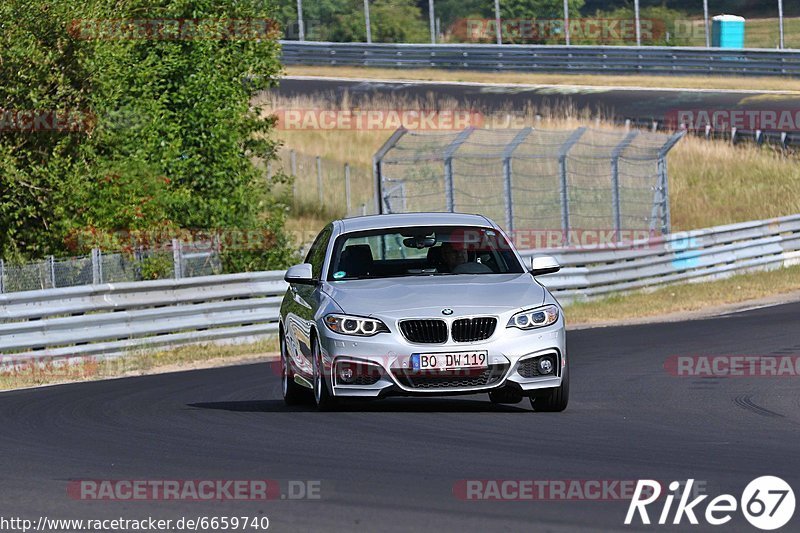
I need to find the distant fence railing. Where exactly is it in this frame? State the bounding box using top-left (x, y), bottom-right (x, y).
top-left (0, 241), bottom-right (219, 294)
top-left (2, 214), bottom-right (799, 363)
top-left (280, 41), bottom-right (800, 77)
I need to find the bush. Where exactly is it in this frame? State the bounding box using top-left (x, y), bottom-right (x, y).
top-left (0, 0), bottom-right (297, 272)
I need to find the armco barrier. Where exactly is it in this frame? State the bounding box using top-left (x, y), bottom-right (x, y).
top-left (521, 214), bottom-right (800, 300)
top-left (280, 41), bottom-right (800, 77)
top-left (0, 271), bottom-right (286, 362)
top-left (1, 214), bottom-right (799, 363)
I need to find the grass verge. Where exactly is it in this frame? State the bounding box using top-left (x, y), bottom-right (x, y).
top-left (285, 66), bottom-right (800, 93)
top-left (564, 264), bottom-right (800, 325)
top-left (0, 338), bottom-right (278, 391)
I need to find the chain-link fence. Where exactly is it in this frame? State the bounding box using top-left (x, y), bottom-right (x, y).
top-left (375, 127), bottom-right (684, 244)
top-left (0, 242), bottom-right (220, 294)
top-left (272, 148), bottom-right (376, 217)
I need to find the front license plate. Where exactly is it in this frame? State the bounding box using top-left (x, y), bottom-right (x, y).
top-left (410, 351), bottom-right (488, 371)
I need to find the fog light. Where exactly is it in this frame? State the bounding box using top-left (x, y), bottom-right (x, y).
top-left (538, 356), bottom-right (555, 375)
top-left (337, 365), bottom-right (355, 384)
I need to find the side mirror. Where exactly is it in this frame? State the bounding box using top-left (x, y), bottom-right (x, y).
top-left (530, 256), bottom-right (561, 276)
top-left (284, 263), bottom-right (316, 285)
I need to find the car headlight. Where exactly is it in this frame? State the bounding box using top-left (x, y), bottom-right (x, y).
top-left (506, 305), bottom-right (560, 330)
top-left (324, 314), bottom-right (390, 336)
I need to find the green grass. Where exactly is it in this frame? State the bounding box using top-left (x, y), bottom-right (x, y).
top-left (745, 18), bottom-right (800, 49)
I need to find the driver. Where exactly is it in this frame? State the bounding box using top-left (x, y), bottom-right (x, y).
top-left (440, 241), bottom-right (468, 272)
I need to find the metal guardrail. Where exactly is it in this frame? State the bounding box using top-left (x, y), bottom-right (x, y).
top-left (0, 271), bottom-right (286, 362)
top-left (280, 41), bottom-right (800, 77)
top-left (1, 214), bottom-right (799, 364)
top-left (520, 214), bottom-right (800, 301)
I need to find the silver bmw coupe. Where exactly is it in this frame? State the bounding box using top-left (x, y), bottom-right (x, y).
top-left (279, 212), bottom-right (568, 411)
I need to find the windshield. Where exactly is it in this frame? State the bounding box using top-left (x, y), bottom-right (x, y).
top-left (327, 225), bottom-right (524, 281)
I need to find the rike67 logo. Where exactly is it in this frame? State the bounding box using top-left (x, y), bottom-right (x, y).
top-left (625, 477), bottom-right (795, 530)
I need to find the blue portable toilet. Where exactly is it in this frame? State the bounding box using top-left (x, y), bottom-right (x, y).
top-left (712, 15), bottom-right (745, 48)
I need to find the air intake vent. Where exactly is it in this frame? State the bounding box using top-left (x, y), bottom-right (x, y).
top-left (399, 319), bottom-right (448, 343)
top-left (451, 317), bottom-right (497, 342)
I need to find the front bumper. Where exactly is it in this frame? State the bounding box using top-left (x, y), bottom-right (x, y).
top-left (318, 321), bottom-right (566, 398)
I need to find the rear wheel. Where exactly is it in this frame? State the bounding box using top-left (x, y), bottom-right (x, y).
top-left (312, 337), bottom-right (338, 411)
top-left (529, 360), bottom-right (569, 412)
top-left (281, 332), bottom-right (306, 406)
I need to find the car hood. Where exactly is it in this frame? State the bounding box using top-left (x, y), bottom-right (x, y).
top-left (324, 274), bottom-right (546, 318)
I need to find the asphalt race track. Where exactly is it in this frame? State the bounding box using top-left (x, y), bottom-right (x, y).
top-left (274, 77), bottom-right (800, 128)
top-left (1, 302), bottom-right (799, 532)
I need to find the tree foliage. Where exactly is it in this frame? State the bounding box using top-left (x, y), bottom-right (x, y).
top-left (1, 0), bottom-right (295, 270)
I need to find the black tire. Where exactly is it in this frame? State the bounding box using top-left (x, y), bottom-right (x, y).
top-left (280, 331), bottom-right (307, 406)
top-left (312, 336), bottom-right (338, 411)
top-left (529, 360), bottom-right (569, 412)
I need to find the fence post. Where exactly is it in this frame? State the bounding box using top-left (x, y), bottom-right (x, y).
top-left (49, 255), bottom-right (56, 288)
top-left (557, 127), bottom-right (586, 246)
top-left (443, 128), bottom-right (474, 213)
top-left (344, 163), bottom-right (352, 215)
top-left (501, 127), bottom-right (533, 232)
top-left (655, 130), bottom-right (685, 235)
top-left (316, 156), bottom-right (323, 204)
top-left (91, 248), bottom-right (102, 284)
top-left (290, 149), bottom-right (297, 197)
top-left (373, 127), bottom-right (408, 214)
top-left (610, 131), bottom-right (639, 243)
top-left (0, 259), bottom-right (4, 293)
top-left (172, 239), bottom-right (182, 280)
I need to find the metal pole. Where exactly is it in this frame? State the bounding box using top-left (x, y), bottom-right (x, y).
top-left (345, 163), bottom-right (352, 215)
top-left (428, 0), bottom-right (436, 44)
top-left (703, 0), bottom-right (710, 48)
top-left (373, 127), bottom-right (408, 214)
top-left (501, 128), bottom-right (532, 232)
top-left (557, 127), bottom-right (586, 246)
top-left (778, 0), bottom-right (785, 49)
top-left (49, 255), bottom-right (56, 288)
top-left (443, 128), bottom-right (474, 213)
top-left (290, 149), bottom-right (297, 198)
top-left (494, 0), bottom-right (502, 45)
top-left (634, 0), bottom-right (641, 47)
top-left (316, 156), bottom-right (324, 204)
top-left (92, 248), bottom-right (101, 284)
top-left (296, 0), bottom-right (305, 41)
top-left (610, 131), bottom-right (639, 243)
top-left (0, 259), bottom-right (4, 293)
top-left (363, 0), bottom-right (372, 43)
top-left (563, 0), bottom-right (570, 46)
top-left (172, 239), bottom-right (182, 279)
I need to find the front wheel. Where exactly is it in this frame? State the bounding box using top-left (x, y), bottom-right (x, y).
top-left (529, 361), bottom-right (569, 412)
top-left (312, 337), bottom-right (338, 411)
top-left (281, 333), bottom-right (306, 406)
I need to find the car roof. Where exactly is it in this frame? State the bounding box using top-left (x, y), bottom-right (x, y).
top-left (337, 212), bottom-right (496, 234)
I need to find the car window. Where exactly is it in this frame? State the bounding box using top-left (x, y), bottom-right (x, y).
top-left (327, 225), bottom-right (524, 281)
top-left (305, 224), bottom-right (333, 280)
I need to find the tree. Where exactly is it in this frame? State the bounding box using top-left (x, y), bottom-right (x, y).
top-left (1, 0), bottom-right (295, 271)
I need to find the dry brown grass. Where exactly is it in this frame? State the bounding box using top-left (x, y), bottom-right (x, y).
top-left (0, 339), bottom-right (278, 391)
